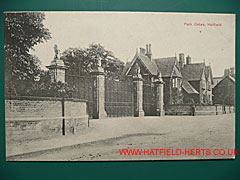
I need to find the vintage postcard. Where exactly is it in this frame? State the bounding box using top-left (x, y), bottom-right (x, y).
top-left (4, 12), bottom-right (235, 161)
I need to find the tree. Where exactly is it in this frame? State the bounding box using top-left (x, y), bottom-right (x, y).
top-left (26, 80), bottom-right (77, 98)
top-left (61, 43), bottom-right (125, 79)
top-left (4, 12), bottom-right (51, 91)
top-left (61, 48), bottom-right (88, 75)
top-left (15, 70), bottom-right (77, 98)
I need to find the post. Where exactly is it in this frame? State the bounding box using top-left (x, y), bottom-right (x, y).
top-left (61, 98), bottom-right (65, 135)
top-left (223, 105), bottom-right (226, 114)
top-left (91, 67), bottom-right (107, 119)
top-left (133, 74), bottom-right (145, 117)
top-left (155, 73), bottom-right (165, 116)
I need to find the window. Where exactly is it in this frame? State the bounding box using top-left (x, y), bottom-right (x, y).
top-left (178, 79), bottom-right (182, 90)
top-left (172, 78), bottom-right (175, 88)
top-left (177, 78), bottom-right (181, 88)
top-left (172, 78), bottom-right (178, 88)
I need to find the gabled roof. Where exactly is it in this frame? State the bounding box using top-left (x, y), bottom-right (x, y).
top-left (172, 65), bottom-right (182, 78)
top-left (124, 53), bottom-right (158, 76)
top-left (205, 65), bottom-right (214, 84)
top-left (213, 76), bottom-right (223, 87)
top-left (220, 75), bottom-right (235, 84)
top-left (213, 75), bottom-right (235, 89)
top-left (153, 57), bottom-right (181, 78)
top-left (137, 54), bottom-right (158, 75)
top-left (182, 80), bottom-right (199, 94)
top-left (121, 62), bottom-right (131, 77)
top-left (122, 53), bottom-right (158, 75)
top-left (182, 63), bottom-right (205, 81)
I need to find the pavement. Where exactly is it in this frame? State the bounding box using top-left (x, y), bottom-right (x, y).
top-left (6, 114), bottom-right (235, 159)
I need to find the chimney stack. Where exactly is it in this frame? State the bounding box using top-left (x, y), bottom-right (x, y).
top-left (230, 67), bottom-right (235, 76)
top-left (186, 55), bottom-right (191, 64)
top-left (139, 47), bottom-right (145, 55)
top-left (224, 69), bottom-right (230, 77)
top-left (145, 43), bottom-right (152, 60)
top-left (179, 53), bottom-right (185, 68)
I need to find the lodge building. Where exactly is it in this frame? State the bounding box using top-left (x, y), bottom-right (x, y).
top-left (122, 44), bottom-right (214, 105)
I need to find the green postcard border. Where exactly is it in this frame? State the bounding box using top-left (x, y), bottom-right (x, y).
top-left (0, 0), bottom-right (239, 180)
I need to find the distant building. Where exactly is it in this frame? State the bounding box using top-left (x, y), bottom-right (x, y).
top-left (212, 67), bottom-right (235, 88)
top-left (224, 67), bottom-right (235, 77)
top-left (213, 75), bottom-right (235, 105)
top-left (213, 77), bottom-right (223, 88)
top-left (181, 60), bottom-right (213, 104)
top-left (122, 44), bottom-right (213, 105)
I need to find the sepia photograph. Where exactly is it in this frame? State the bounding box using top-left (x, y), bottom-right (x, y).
top-left (4, 11), bottom-right (235, 161)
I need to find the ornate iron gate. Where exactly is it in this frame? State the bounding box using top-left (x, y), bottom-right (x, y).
top-left (65, 74), bottom-right (93, 118)
top-left (143, 79), bottom-right (157, 116)
top-left (105, 78), bottom-right (134, 117)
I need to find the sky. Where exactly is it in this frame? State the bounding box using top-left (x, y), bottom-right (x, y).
top-left (30, 12), bottom-right (235, 77)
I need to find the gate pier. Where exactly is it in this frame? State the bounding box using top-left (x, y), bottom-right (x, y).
top-left (91, 67), bottom-right (107, 119)
top-left (133, 73), bottom-right (145, 117)
top-left (155, 73), bottom-right (165, 116)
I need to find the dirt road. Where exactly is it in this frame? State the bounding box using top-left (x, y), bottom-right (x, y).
top-left (7, 114), bottom-right (235, 161)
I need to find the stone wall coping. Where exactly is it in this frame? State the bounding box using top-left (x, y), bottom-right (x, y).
top-left (5, 96), bottom-right (87, 102)
top-left (165, 104), bottom-right (234, 107)
top-left (6, 115), bottom-right (89, 121)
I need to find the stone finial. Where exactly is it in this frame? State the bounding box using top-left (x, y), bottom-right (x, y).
top-left (54, 44), bottom-right (61, 60)
top-left (135, 62), bottom-right (141, 75)
top-left (157, 71), bottom-right (164, 83)
top-left (133, 62), bottom-right (143, 80)
top-left (98, 56), bottom-right (102, 67)
top-left (158, 71), bottom-right (162, 79)
top-left (71, 51), bottom-right (75, 57)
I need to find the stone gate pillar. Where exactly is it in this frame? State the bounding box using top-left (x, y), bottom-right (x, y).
top-left (155, 72), bottom-right (165, 116)
top-left (46, 45), bottom-right (66, 83)
top-left (91, 67), bottom-right (107, 119)
top-left (133, 74), bottom-right (145, 117)
top-left (47, 59), bottom-right (66, 83)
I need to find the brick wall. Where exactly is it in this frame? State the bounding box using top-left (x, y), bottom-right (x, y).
top-left (165, 104), bottom-right (235, 116)
top-left (163, 77), bottom-right (171, 105)
top-left (5, 96), bottom-right (88, 143)
top-left (165, 104), bottom-right (192, 115)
